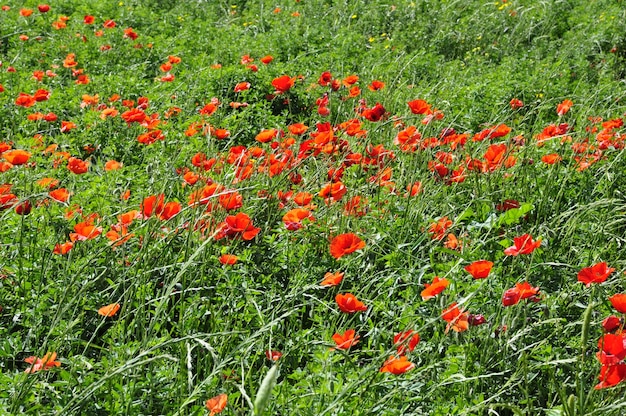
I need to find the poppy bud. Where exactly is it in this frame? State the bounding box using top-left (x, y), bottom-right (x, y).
top-left (468, 314), bottom-right (487, 326)
top-left (14, 200), bottom-right (32, 215)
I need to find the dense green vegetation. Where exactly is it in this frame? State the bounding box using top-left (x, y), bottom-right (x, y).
top-left (1, 0), bottom-right (626, 414)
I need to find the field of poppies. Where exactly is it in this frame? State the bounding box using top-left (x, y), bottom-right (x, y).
top-left (2, 0), bottom-right (626, 414)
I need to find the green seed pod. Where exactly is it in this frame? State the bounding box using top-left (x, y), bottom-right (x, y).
top-left (254, 364), bottom-right (279, 415)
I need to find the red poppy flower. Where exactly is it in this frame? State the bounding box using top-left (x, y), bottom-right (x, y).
top-left (67, 157), bottom-right (89, 174)
top-left (595, 362), bottom-right (626, 390)
top-left (577, 262), bottom-right (615, 287)
top-left (420, 276), bottom-right (449, 300)
top-left (205, 394), bottom-right (227, 416)
top-left (234, 82), bottom-right (251, 92)
top-left (260, 55), bottom-right (273, 64)
top-left (24, 352), bottom-right (61, 373)
top-left (218, 191), bottom-right (243, 211)
top-left (602, 316), bottom-right (622, 333)
top-left (380, 355), bottom-right (415, 374)
top-left (158, 201), bottom-right (181, 220)
top-left (394, 330), bottom-right (420, 354)
top-left (53, 241), bottom-right (73, 255)
top-left (464, 260), bottom-right (493, 279)
top-left (335, 293), bottom-right (367, 313)
top-left (294, 192), bottom-right (313, 206)
top-left (319, 182), bottom-right (347, 203)
top-left (286, 123), bottom-right (307, 136)
top-left (368, 80), bottom-right (385, 91)
top-left (609, 294), bottom-right (626, 314)
top-left (14, 200), bottom-right (32, 215)
top-left (321, 271), bottom-right (344, 287)
top-left (98, 303), bottom-right (120, 317)
top-left (441, 302), bottom-right (469, 333)
top-left (329, 233), bottom-right (365, 259)
top-left (104, 160), bottom-right (122, 171)
top-left (541, 153), bottom-right (562, 165)
top-left (557, 99), bottom-right (573, 116)
top-left (509, 98), bottom-right (523, 109)
top-left (70, 218), bottom-right (102, 242)
top-left (214, 212), bottom-right (260, 241)
top-left (332, 329), bottom-right (360, 350)
top-left (141, 194), bottom-right (165, 218)
top-left (502, 281), bottom-right (540, 306)
top-left (15, 93), bottom-right (36, 107)
top-left (49, 188), bottom-right (70, 203)
top-left (428, 216), bottom-right (452, 240)
top-left (265, 350), bottom-right (282, 361)
top-left (219, 254), bottom-right (238, 265)
top-left (407, 99), bottom-right (432, 115)
top-left (363, 98), bottom-right (386, 117)
top-left (282, 208), bottom-right (314, 231)
top-left (255, 129), bottom-right (278, 143)
top-left (504, 234), bottom-right (541, 256)
top-left (272, 75), bottom-right (295, 93)
top-left (2, 149), bottom-right (31, 165)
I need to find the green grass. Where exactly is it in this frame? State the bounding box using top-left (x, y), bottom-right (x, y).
top-left (1, 0), bottom-right (626, 414)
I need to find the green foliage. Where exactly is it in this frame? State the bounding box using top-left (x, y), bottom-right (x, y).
top-left (1, 0), bottom-right (626, 415)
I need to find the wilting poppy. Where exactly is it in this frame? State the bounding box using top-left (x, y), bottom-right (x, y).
top-left (504, 234), bottom-right (541, 256)
top-left (577, 262), bottom-right (615, 287)
top-left (205, 394), bottom-right (227, 416)
top-left (335, 293), bottom-right (367, 313)
top-left (421, 276), bottom-right (449, 300)
top-left (329, 233), bottom-right (365, 259)
top-left (24, 352), bottom-right (61, 373)
top-left (380, 355), bottom-right (415, 374)
top-left (321, 271), bottom-right (344, 287)
top-left (332, 329), bottom-right (360, 350)
top-left (98, 303), bottom-right (120, 317)
top-left (464, 260), bottom-right (493, 279)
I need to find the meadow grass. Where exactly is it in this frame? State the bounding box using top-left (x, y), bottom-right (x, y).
top-left (1, 0), bottom-right (626, 414)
